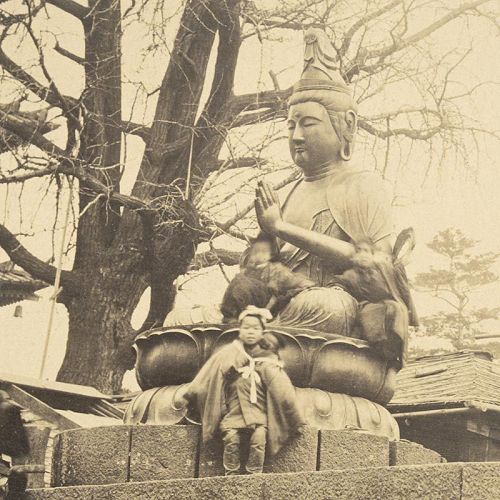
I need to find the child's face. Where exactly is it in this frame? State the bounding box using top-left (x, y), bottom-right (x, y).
top-left (352, 242), bottom-right (374, 269)
top-left (239, 316), bottom-right (265, 346)
top-left (261, 333), bottom-right (280, 353)
top-left (248, 241), bottom-right (272, 265)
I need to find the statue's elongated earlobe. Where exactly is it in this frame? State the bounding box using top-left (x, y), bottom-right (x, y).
top-left (340, 141), bottom-right (352, 161)
top-left (340, 109), bottom-right (357, 161)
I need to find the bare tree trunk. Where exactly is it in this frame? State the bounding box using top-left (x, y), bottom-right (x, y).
top-left (59, 292), bottom-right (138, 392)
top-left (52, 0), bottom-right (128, 393)
top-left (57, 242), bottom-right (147, 392)
top-left (56, 200), bottom-right (201, 392)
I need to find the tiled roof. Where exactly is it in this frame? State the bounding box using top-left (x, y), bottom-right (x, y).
top-left (388, 350), bottom-right (500, 410)
top-left (0, 372), bottom-right (124, 422)
top-left (0, 261), bottom-right (47, 288)
top-left (0, 261), bottom-right (47, 306)
top-left (0, 372), bottom-right (113, 400)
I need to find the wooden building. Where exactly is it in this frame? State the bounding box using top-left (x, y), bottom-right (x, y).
top-left (389, 350), bottom-right (500, 462)
top-left (0, 373), bottom-right (123, 487)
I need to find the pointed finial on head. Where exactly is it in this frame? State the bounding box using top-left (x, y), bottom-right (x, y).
top-left (290, 28), bottom-right (356, 112)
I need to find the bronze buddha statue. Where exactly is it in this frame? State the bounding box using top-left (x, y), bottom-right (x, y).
top-left (127, 29), bottom-right (417, 440)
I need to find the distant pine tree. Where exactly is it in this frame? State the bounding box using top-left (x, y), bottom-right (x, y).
top-left (414, 228), bottom-right (500, 352)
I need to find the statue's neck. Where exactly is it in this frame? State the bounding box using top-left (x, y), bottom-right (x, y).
top-left (302, 160), bottom-right (346, 182)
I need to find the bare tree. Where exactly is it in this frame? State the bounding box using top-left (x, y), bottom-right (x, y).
top-left (0, 0), bottom-right (498, 392)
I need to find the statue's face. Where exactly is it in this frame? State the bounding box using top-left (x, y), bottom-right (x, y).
top-left (287, 101), bottom-right (341, 169)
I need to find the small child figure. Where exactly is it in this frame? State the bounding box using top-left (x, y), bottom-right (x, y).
top-left (330, 240), bottom-right (397, 303)
top-left (329, 232), bottom-right (418, 325)
top-left (221, 233), bottom-right (315, 322)
top-left (183, 306), bottom-right (305, 476)
top-left (328, 231), bottom-right (419, 366)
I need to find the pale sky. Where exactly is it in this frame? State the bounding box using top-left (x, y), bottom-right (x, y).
top-left (0, 0), bottom-right (499, 390)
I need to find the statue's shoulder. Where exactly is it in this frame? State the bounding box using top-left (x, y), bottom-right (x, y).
top-left (329, 167), bottom-right (388, 190)
top-left (326, 167), bottom-right (393, 243)
top-left (328, 167), bottom-right (391, 205)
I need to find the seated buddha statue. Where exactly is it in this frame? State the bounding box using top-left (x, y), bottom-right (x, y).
top-left (254, 29), bottom-right (416, 364)
top-left (130, 30), bottom-right (415, 438)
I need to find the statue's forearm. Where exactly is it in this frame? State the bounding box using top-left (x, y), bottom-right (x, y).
top-left (275, 221), bottom-right (356, 268)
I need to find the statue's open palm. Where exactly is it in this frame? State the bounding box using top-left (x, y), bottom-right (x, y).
top-left (255, 181), bottom-right (282, 235)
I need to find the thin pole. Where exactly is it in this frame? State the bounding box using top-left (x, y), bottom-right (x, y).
top-left (39, 180), bottom-right (73, 380)
top-left (184, 129), bottom-right (194, 199)
top-left (392, 407), bottom-right (472, 419)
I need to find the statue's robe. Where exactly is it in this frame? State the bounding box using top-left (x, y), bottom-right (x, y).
top-left (276, 165), bottom-right (417, 367)
top-left (278, 165), bottom-right (394, 288)
top-left (183, 341), bottom-right (305, 456)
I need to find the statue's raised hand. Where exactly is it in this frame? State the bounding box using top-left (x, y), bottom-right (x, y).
top-left (255, 181), bottom-right (282, 235)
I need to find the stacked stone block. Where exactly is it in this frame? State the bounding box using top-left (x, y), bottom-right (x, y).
top-left (27, 463), bottom-right (500, 500)
top-left (28, 424), bottom-right (499, 500)
top-left (51, 424), bottom-right (449, 486)
top-left (389, 438), bottom-right (444, 466)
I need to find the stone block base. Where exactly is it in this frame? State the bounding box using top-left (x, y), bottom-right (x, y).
top-left (264, 426), bottom-right (318, 474)
top-left (26, 463), bottom-right (499, 500)
top-left (51, 424), bottom-right (447, 487)
top-left (198, 437), bottom-right (224, 478)
top-left (389, 439), bottom-right (444, 466)
top-left (461, 463), bottom-right (500, 500)
top-left (129, 425), bottom-right (200, 481)
top-left (51, 426), bottom-right (130, 487)
top-left (318, 430), bottom-right (389, 470)
top-left (52, 425), bottom-right (201, 487)
top-left (199, 427), bottom-right (318, 477)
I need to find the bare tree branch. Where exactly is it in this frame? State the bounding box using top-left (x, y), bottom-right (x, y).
top-left (54, 41), bottom-right (85, 65)
top-left (0, 110), bottom-right (152, 212)
top-left (0, 159), bottom-right (150, 212)
top-left (230, 87), bottom-right (292, 115)
top-left (0, 223), bottom-right (79, 289)
top-left (191, 247), bottom-right (241, 270)
top-left (0, 166), bottom-right (56, 184)
top-left (0, 48), bottom-right (148, 140)
top-left (45, 0), bottom-right (90, 21)
top-left (215, 168), bottom-right (300, 232)
top-left (0, 109), bottom-right (66, 157)
top-left (362, 0), bottom-right (492, 62)
top-left (358, 119), bottom-right (440, 141)
top-left (0, 48), bottom-right (78, 110)
top-left (338, 0), bottom-right (403, 59)
top-left (240, 0), bottom-right (326, 38)
top-left (194, 0), bottom-right (242, 174)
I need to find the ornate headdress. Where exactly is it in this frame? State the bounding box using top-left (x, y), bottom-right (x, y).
top-left (289, 28), bottom-right (357, 113)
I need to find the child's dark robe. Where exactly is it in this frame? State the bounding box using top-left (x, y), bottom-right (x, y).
top-left (183, 340), bottom-right (305, 456)
top-left (219, 347), bottom-right (275, 432)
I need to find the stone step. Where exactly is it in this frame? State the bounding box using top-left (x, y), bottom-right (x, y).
top-left (51, 425), bottom-right (444, 487)
top-left (389, 439), bottom-right (444, 466)
top-left (27, 463), bottom-right (500, 500)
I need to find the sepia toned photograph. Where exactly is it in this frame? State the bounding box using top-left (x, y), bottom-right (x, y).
top-left (0, 0), bottom-right (499, 498)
